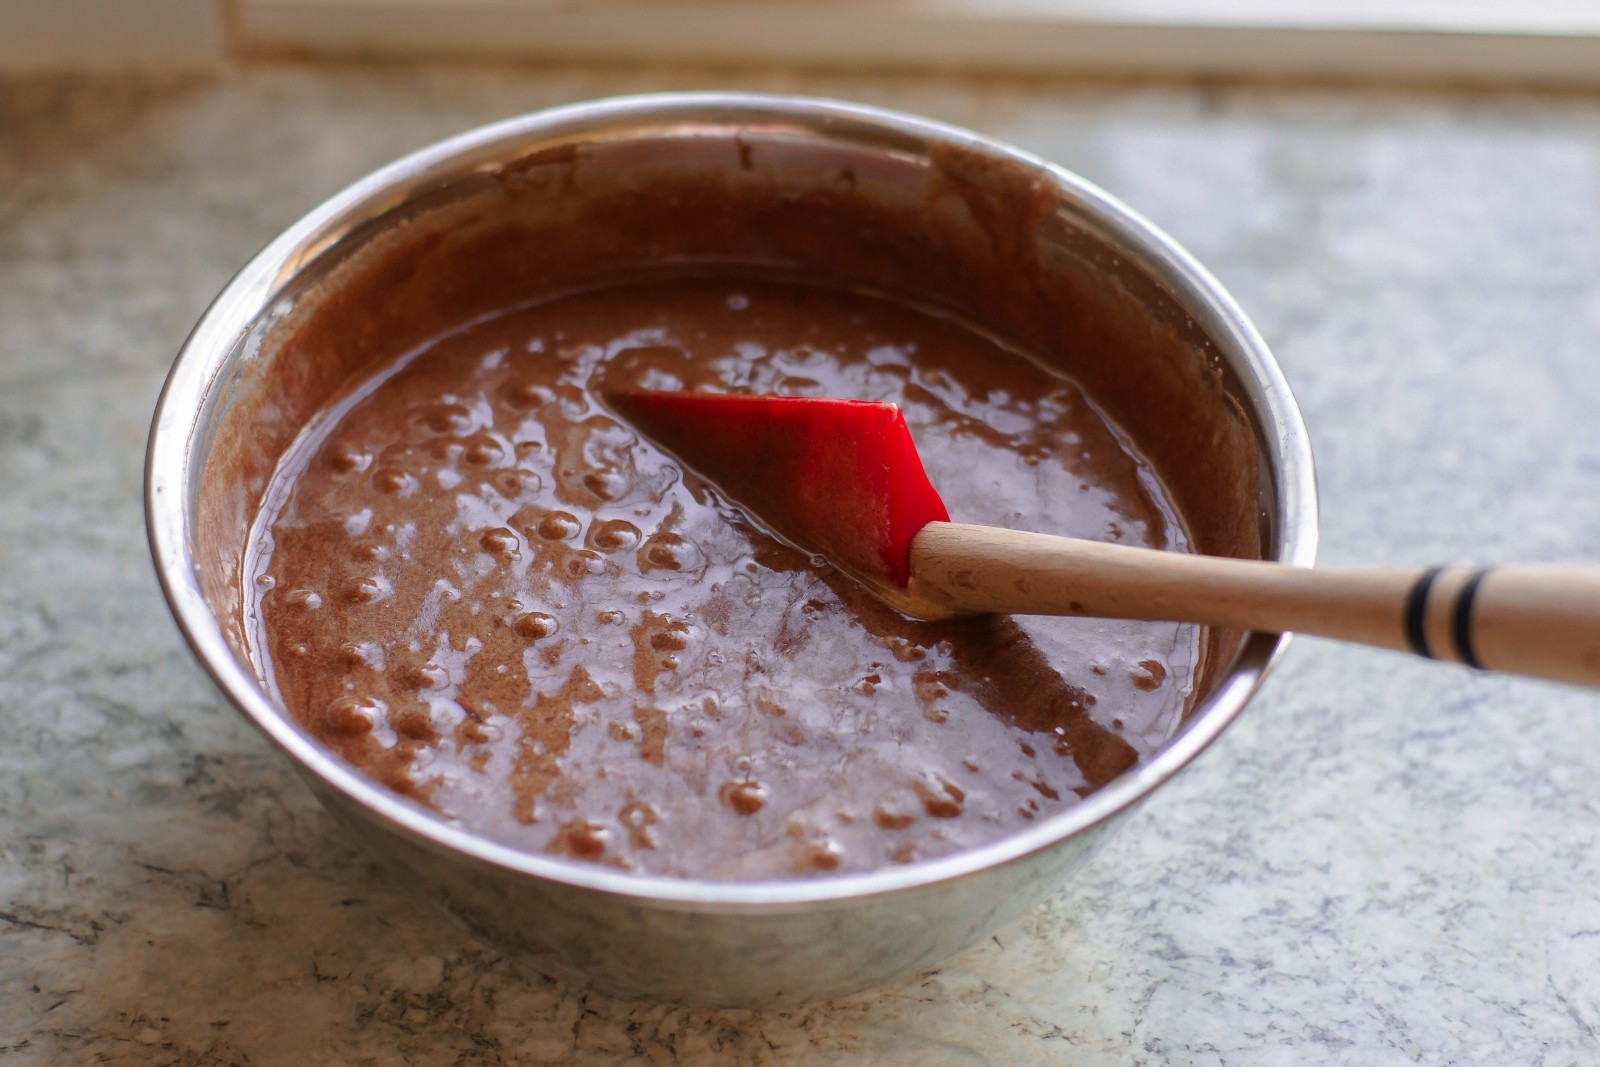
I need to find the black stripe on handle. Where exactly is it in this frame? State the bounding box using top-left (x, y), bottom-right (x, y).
top-left (1451, 568), bottom-right (1491, 670)
top-left (1404, 566), bottom-right (1445, 659)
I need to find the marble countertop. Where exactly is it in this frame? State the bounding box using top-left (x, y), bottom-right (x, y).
top-left (4, 65), bottom-right (1600, 1064)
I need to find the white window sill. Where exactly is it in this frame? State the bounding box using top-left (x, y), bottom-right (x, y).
top-left (233, 0), bottom-right (1600, 87)
top-left (7, 0), bottom-right (1600, 85)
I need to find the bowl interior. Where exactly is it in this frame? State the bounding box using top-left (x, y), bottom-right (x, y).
top-left (155, 96), bottom-right (1312, 904)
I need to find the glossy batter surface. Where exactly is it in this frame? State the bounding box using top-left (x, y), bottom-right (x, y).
top-left (247, 274), bottom-right (1200, 880)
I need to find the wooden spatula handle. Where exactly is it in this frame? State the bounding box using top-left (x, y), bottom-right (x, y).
top-left (909, 522), bottom-right (1600, 687)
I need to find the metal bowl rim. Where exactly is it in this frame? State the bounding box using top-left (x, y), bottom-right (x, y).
top-left (146, 90), bottom-right (1318, 910)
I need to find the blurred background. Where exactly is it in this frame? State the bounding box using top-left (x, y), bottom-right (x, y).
top-left (5, 0), bottom-right (1600, 86)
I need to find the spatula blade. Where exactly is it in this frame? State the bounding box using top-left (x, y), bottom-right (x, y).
top-left (609, 391), bottom-right (950, 588)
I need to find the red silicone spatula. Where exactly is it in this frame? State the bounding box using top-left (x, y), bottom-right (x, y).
top-left (611, 390), bottom-right (1600, 688)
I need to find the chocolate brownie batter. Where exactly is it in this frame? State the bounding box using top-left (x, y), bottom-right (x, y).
top-left (246, 272), bottom-right (1200, 880)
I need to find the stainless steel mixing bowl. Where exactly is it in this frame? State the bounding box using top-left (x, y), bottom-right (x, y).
top-left (146, 93), bottom-right (1316, 1006)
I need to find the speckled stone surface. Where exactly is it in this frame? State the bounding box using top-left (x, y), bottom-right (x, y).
top-left (4, 66), bottom-right (1600, 1065)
